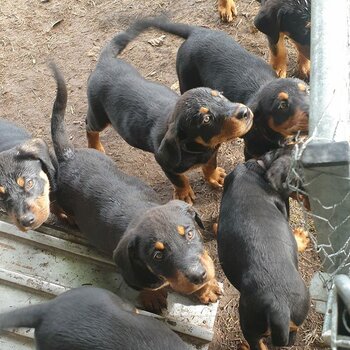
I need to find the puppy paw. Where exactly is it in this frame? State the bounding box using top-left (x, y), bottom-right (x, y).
top-left (194, 279), bottom-right (223, 304)
top-left (218, 0), bottom-right (237, 22)
top-left (293, 228), bottom-right (310, 253)
top-left (274, 66), bottom-right (287, 78)
top-left (238, 342), bottom-right (250, 350)
top-left (139, 288), bottom-right (168, 314)
top-left (204, 167), bottom-right (226, 188)
top-left (297, 60), bottom-right (310, 81)
top-left (174, 186), bottom-right (195, 205)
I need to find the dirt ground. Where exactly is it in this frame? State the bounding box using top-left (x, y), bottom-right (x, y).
top-left (1, 0), bottom-right (326, 349)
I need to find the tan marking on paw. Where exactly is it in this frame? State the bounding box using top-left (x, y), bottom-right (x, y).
top-left (194, 278), bottom-right (223, 304)
top-left (203, 166), bottom-right (226, 188)
top-left (218, 0), bottom-right (237, 22)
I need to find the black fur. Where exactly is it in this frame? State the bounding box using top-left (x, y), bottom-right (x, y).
top-left (217, 150), bottom-right (310, 349)
top-left (0, 118), bottom-right (56, 231)
top-left (86, 21), bottom-right (253, 203)
top-left (0, 287), bottom-right (186, 350)
top-left (50, 63), bottom-right (220, 308)
top-left (133, 17), bottom-right (310, 160)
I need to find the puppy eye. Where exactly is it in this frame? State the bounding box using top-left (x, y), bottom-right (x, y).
top-left (153, 251), bottom-right (164, 260)
top-left (26, 179), bottom-right (34, 190)
top-left (186, 230), bottom-right (195, 240)
top-left (202, 114), bottom-right (211, 124)
top-left (278, 100), bottom-right (289, 109)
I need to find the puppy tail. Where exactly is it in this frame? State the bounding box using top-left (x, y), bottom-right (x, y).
top-left (137, 16), bottom-right (195, 39)
top-left (268, 302), bottom-right (291, 346)
top-left (0, 303), bottom-right (47, 330)
top-left (49, 62), bottom-right (75, 163)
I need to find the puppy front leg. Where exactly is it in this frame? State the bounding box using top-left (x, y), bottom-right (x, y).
top-left (193, 278), bottom-right (223, 304)
top-left (202, 149), bottom-right (226, 188)
top-left (164, 170), bottom-right (195, 205)
top-left (268, 33), bottom-right (287, 78)
top-left (138, 287), bottom-right (168, 314)
top-left (218, 0), bottom-right (237, 22)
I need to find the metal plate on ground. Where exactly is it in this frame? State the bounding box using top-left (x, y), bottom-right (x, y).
top-left (0, 214), bottom-right (220, 349)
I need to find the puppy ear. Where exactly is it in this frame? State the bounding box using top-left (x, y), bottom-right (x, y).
top-left (113, 231), bottom-right (163, 290)
top-left (155, 122), bottom-right (181, 169)
top-left (187, 205), bottom-right (205, 229)
top-left (16, 138), bottom-right (57, 191)
top-left (254, 5), bottom-right (282, 44)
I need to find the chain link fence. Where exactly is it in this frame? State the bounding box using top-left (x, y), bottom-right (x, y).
top-left (287, 0), bottom-right (350, 347)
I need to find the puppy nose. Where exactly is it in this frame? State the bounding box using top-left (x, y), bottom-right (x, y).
top-left (236, 106), bottom-right (251, 120)
top-left (187, 268), bottom-right (207, 285)
top-left (19, 214), bottom-right (35, 228)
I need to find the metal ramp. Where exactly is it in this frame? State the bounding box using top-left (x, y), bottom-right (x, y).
top-left (0, 213), bottom-right (220, 349)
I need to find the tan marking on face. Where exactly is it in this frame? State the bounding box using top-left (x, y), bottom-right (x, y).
top-left (199, 106), bottom-right (209, 114)
top-left (298, 83), bottom-right (306, 92)
top-left (194, 106), bottom-right (253, 148)
top-left (0, 186), bottom-right (5, 194)
top-left (17, 177), bottom-right (25, 187)
top-left (210, 90), bottom-right (219, 97)
top-left (177, 225), bottom-right (185, 236)
top-left (278, 92), bottom-right (289, 100)
top-left (166, 250), bottom-right (215, 294)
top-left (268, 108), bottom-right (309, 137)
top-left (154, 241), bottom-right (165, 250)
top-left (258, 339), bottom-right (268, 350)
top-left (24, 171), bottom-right (50, 231)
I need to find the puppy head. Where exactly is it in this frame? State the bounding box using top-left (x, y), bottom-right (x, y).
top-left (251, 78), bottom-right (309, 137)
top-left (156, 88), bottom-right (253, 167)
top-left (114, 200), bottom-right (215, 294)
top-left (0, 138), bottom-right (55, 231)
top-left (254, 0), bottom-right (311, 49)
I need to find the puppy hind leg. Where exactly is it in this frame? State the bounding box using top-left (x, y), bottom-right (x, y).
top-left (86, 106), bottom-right (109, 153)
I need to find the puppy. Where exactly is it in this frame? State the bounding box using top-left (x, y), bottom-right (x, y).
top-left (50, 63), bottom-right (221, 311)
top-left (254, 0), bottom-right (311, 79)
top-left (133, 17), bottom-right (309, 160)
top-left (0, 286), bottom-right (186, 350)
top-left (0, 118), bottom-right (56, 231)
top-left (217, 149), bottom-right (310, 349)
top-left (86, 21), bottom-right (253, 204)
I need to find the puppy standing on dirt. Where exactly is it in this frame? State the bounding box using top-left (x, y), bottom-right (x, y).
top-left (50, 63), bottom-right (221, 311)
top-left (0, 119), bottom-right (56, 231)
top-left (216, 149), bottom-right (310, 350)
top-left (254, 0), bottom-right (311, 79)
top-left (86, 22), bottom-right (253, 204)
top-left (134, 17), bottom-right (309, 160)
top-left (0, 287), bottom-right (187, 350)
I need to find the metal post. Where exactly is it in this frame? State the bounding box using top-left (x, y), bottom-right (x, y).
top-left (300, 0), bottom-right (350, 275)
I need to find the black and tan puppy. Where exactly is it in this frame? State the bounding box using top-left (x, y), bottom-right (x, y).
top-left (86, 22), bottom-right (253, 204)
top-left (50, 63), bottom-right (221, 311)
top-left (0, 286), bottom-right (187, 350)
top-left (254, 0), bottom-right (311, 79)
top-left (133, 17), bottom-right (309, 160)
top-left (217, 149), bottom-right (310, 350)
top-left (0, 118), bottom-right (56, 231)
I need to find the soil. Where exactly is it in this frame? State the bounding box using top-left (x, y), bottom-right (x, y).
top-left (1, 0), bottom-right (325, 349)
